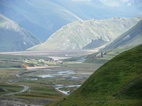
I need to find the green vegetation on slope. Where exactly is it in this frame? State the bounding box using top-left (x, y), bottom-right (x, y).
top-left (58, 44), bottom-right (142, 106)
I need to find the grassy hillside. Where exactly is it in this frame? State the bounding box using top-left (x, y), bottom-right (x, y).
top-left (0, 14), bottom-right (39, 52)
top-left (29, 17), bottom-right (141, 50)
top-left (57, 44), bottom-right (142, 106)
top-left (105, 20), bottom-right (142, 50)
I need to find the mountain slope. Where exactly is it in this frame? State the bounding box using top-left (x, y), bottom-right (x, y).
top-left (83, 38), bottom-right (107, 49)
top-left (0, 0), bottom-right (142, 41)
top-left (29, 17), bottom-right (141, 50)
top-left (104, 20), bottom-right (142, 49)
top-left (0, 14), bottom-right (39, 52)
top-left (0, 0), bottom-right (79, 41)
top-left (58, 44), bottom-right (142, 106)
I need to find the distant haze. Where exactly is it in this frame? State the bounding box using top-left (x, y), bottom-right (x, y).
top-left (0, 0), bottom-right (141, 41)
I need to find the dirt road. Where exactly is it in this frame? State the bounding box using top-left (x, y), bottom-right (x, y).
top-left (2, 85), bottom-right (29, 96)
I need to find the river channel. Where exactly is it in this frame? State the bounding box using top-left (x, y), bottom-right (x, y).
top-left (20, 68), bottom-right (91, 95)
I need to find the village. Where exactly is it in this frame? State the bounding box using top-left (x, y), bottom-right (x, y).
top-left (21, 57), bottom-right (63, 70)
top-left (0, 56), bottom-right (63, 71)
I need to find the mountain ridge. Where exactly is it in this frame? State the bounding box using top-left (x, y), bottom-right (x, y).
top-left (0, 0), bottom-right (142, 41)
top-left (29, 17), bottom-right (141, 51)
top-left (0, 14), bottom-right (39, 52)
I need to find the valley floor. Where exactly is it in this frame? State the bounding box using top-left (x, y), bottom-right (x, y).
top-left (0, 50), bottom-right (102, 105)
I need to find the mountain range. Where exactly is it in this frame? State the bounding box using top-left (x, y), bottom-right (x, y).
top-left (0, 14), bottom-right (39, 52)
top-left (29, 17), bottom-right (141, 50)
top-left (0, 0), bottom-right (142, 41)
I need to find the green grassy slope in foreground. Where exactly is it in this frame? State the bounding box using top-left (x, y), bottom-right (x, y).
top-left (58, 45), bottom-right (142, 106)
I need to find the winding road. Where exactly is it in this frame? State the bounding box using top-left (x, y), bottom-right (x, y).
top-left (2, 85), bottom-right (29, 96)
